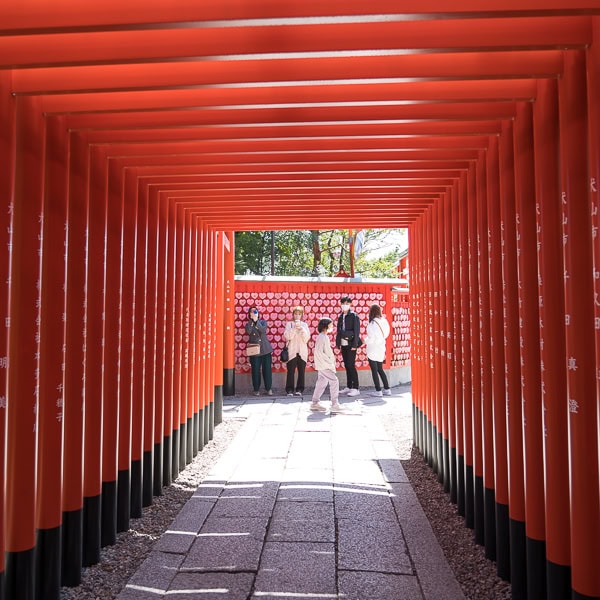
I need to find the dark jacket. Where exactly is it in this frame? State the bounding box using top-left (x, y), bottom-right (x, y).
top-left (245, 318), bottom-right (273, 356)
top-left (336, 311), bottom-right (362, 349)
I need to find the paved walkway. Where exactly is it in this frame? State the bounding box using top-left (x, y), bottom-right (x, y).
top-left (118, 386), bottom-right (465, 600)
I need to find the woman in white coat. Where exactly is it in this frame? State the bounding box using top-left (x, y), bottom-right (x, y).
top-left (364, 303), bottom-right (391, 397)
top-left (283, 305), bottom-right (311, 396)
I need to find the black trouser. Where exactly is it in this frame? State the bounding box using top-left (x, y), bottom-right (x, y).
top-left (249, 353), bottom-right (272, 392)
top-left (341, 345), bottom-right (359, 389)
top-left (368, 358), bottom-right (389, 391)
top-left (285, 355), bottom-right (306, 393)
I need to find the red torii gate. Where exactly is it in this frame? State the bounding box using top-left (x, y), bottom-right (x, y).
top-left (0, 3), bottom-right (599, 600)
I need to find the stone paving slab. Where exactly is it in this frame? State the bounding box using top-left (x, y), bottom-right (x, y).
top-left (168, 572), bottom-right (255, 600)
top-left (118, 387), bottom-right (465, 600)
top-left (181, 515), bottom-right (269, 572)
top-left (254, 541), bottom-right (337, 596)
top-left (337, 516), bottom-right (413, 574)
top-left (338, 570), bottom-right (425, 600)
top-left (267, 499), bottom-right (335, 543)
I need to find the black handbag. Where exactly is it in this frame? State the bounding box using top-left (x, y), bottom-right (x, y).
top-left (280, 347), bottom-right (289, 362)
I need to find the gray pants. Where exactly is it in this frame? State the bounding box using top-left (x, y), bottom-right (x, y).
top-left (311, 369), bottom-right (340, 404)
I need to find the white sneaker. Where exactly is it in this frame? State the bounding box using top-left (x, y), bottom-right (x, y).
top-left (347, 389), bottom-right (360, 397)
top-left (330, 404), bottom-right (343, 413)
top-left (287, 392), bottom-right (294, 397)
top-left (310, 402), bottom-right (327, 412)
top-left (339, 387), bottom-right (351, 395)
top-left (370, 390), bottom-right (383, 397)
top-left (383, 388), bottom-right (392, 396)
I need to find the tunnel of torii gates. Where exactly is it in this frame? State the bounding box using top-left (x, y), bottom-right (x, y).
top-left (0, 2), bottom-right (599, 600)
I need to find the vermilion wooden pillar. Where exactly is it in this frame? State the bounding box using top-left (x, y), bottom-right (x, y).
top-left (438, 196), bottom-right (450, 493)
top-left (153, 189), bottom-right (168, 493)
top-left (424, 209), bottom-right (434, 470)
top-left (35, 115), bottom-right (69, 600)
top-left (195, 217), bottom-right (205, 452)
top-left (163, 198), bottom-right (176, 485)
top-left (458, 171), bottom-right (475, 529)
top-left (187, 213), bottom-right (199, 456)
top-left (468, 166), bottom-right (484, 545)
top-left (128, 169), bottom-right (145, 519)
top-left (451, 181), bottom-right (466, 517)
top-left (499, 119), bottom-right (527, 598)
top-left (559, 50), bottom-right (600, 600)
top-left (101, 154), bottom-right (122, 547)
top-left (476, 149), bottom-right (496, 560)
top-left (514, 101), bottom-right (546, 598)
top-left (143, 185), bottom-right (158, 503)
top-left (413, 219), bottom-right (425, 456)
top-left (81, 138), bottom-right (104, 567)
top-left (533, 77), bottom-right (571, 599)
top-left (207, 226), bottom-right (216, 440)
top-left (117, 162), bottom-right (136, 532)
top-left (182, 209), bottom-right (193, 464)
top-left (213, 230), bottom-right (225, 426)
top-left (408, 223), bottom-right (420, 452)
top-left (431, 203), bottom-right (442, 478)
top-left (172, 203), bottom-right (184, 474)
top-left (0, 70), bottom-right (16, 600)
top-left (199, 223), bottom-right (210, 446)
top-left (223, 231), bottom-right (236, 396)
top-left (443, 193), bottom-right (457, 502)
top-left (486, 135), bottom-right (510, 580)
top-left (586, 22), bottom-right (600, 569)
top-left (62, 134), bottom-right (89, 584)
top-left (5, 95), bottom-right (45, 600)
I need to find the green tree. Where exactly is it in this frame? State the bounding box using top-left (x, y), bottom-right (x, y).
top-left (235, 229), bottom-right (406, 278)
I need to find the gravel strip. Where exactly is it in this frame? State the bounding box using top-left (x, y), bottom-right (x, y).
top-left (384, 415), bottom-right (512, 600)
top-left (60, 416), bottom-right (246, 600)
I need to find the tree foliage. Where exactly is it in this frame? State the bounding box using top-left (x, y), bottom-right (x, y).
top-left (235, 229), bottom-right (406, 278)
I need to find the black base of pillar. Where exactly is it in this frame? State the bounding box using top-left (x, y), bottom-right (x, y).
top-left (192, 413), bottom-right (198, 456)
top-left (484, 487), bottom-right (496, 560)
top-left (457, 454), bottom-right (465, 517)
top-left (546, 560), bottom-right (571, 600)
top-left (208, 401), bottom-right (214, 440)
top-left (6, 547), bottom-right (35, 600)
top-left (186, 416), bottom-right (193, 463)
top-left (162, 434), bottom-right (172, 487)
top-left (474, 475), bottom-right (485, 545)
top-left (436, 431), bottom-right (444, 483)
top-left (61, 508), bottom-right (82, 587)
top-left (153, 440), bottom-right (163, 495)
top-left (100, 480), bottom-right (117, 547)
top-left (449, 446), bottom-right (457, 504)
top-left (442, 436), bottom-right (450, 493)
top-left (35, 525), bottom-right (61, 600)
top-left (0, 570), bottom-right (5, 600)
top-left (223, 368), bottom-right (235, 396)
top-left (465, 464), bottom-right (474, 529)
top-left (82, 494), bottom-right (101, 567)
top-left (204, 404), bottom-right (210, 444)
top-left (198, 407), bottom-right (205, 451)
top-left (427, 422), bottom-right (435, 469)
top-left (510, 517), bottom-right (527, 599)
top-left (214, 385), bottom-right (223, 426)
top-left (130, 459), bottom-right (143, 518)
top-left (526, 537), bottom-right (546, 600)
top-left (179, 421), bottom-right (187, 469)
top-left (171, 428), bottom-right (180, 480)
top-left (116, 469), bottom-right (131, 532)
top-left (495, 501), bottom-right (510, 581)
top-left (142, 449), bottom-right (154, 507)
